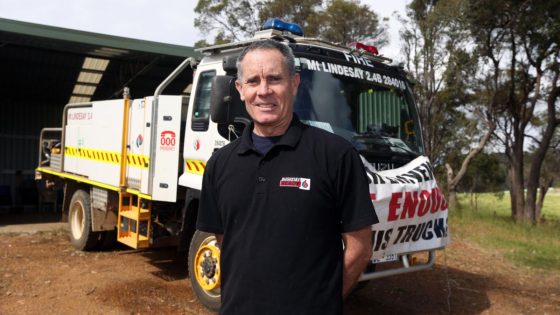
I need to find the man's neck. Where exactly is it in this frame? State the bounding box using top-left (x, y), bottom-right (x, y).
top-left (252, 114), bottom-right (293, 137)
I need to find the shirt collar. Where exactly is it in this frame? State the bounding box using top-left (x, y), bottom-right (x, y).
top-left (237, 114), bottom-right (305, 155)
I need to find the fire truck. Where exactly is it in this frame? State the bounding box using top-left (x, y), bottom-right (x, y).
top-left (36, 19), bottom-right (448, 311)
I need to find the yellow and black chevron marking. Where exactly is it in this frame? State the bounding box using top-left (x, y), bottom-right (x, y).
top-left (127, 153), bottom-right (150, 169)
top-left (65, 146), bottom-right (149, 169)
top-left (185, 159), bottom-right (205, 175)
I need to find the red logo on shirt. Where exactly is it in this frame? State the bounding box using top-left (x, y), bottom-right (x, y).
top-left (279, 177), bottom-right (310, 190)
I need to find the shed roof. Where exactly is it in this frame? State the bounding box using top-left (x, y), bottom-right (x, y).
top-left (0, 17), bottom-right (198, 105)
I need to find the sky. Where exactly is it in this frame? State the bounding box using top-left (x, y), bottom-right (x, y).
top-left (0, 0), bottom-right (410, 60)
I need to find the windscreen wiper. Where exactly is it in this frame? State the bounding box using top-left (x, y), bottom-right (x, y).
top-left (353, 135), bottom-right (419, 158)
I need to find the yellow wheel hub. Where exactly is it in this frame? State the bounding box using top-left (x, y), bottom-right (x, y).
top-left (194, 243), bottom-right (221, 291)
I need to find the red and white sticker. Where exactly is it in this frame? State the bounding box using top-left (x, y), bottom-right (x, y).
top-left (160, 130), bottom-right (176, 151)
top-left (279, 177), bottom-right (311, 190)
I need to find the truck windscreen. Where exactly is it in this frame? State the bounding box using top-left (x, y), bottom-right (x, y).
top-left (294, 67), bottom-right (424, 164)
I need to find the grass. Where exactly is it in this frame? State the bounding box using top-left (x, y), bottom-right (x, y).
top-left (450, 190), bottom-right (560, 272)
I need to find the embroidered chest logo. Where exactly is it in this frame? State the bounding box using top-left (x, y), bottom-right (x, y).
top-left (279, 177), bottom-right (311, 190)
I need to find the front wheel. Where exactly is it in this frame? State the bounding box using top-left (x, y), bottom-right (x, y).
top-left (68, 189), bottom-right (100, 251)
top-left (188, 230), bottom-right (221, 311)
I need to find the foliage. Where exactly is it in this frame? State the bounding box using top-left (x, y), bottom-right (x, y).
top-left (399, 0), bottom-right (496, 210)
top-left (465, 0), bottom-right (560, 224)
top-left (194, 0), bottom-right (388, 46)
top-left (400, 0), bottom-right (479, 167)
top-left (538, 132), bottom-right (560, 189)
top-left (259, 0), bottom-right (323, 37)
top-left (453, 191), bottom-right (560, 271)
top-left (454, 153), bottom-right (507, 193)
top-left (194, 0), bottom-right (264, 43)
top-left (318, 0), bottom-right (388, 46)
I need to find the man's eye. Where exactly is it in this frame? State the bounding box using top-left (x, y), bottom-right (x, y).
top-left (246, 79), bottom-right (258, 86)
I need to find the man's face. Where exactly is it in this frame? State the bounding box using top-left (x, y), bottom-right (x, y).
top-left (235, 48), bottom-right (300, 134)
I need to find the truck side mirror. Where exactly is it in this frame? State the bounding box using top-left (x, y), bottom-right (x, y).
top-left (210, 75), bottom-right (250, 125)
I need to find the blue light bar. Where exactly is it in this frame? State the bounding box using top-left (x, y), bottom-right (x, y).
top-left (261, 18), bottom-right (304, 36)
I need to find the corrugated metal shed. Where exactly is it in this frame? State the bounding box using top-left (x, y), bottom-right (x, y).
top-left (0, 17), bottom-right (198, 211)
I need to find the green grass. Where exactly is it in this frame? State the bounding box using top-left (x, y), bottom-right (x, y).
top-left (451, 190), bottom-right (560, 272)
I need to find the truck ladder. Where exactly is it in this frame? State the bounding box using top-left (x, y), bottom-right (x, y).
top-left (117, 192), bottom-right (151, 249)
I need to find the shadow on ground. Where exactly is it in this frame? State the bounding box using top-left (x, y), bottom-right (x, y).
top-left (345, 264), bottom-right (491, 315)
top-left (0, 211), bottom-right (63, 227)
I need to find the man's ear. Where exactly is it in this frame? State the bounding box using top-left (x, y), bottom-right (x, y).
top-left (292, 73), bottom-right (301, 97)
top-left (235, 80), bottom-right (245, 101)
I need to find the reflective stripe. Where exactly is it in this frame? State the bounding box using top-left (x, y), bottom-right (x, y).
top-left (35, 167), bottom-right (152, 200)
top-left (64, 146), bottom-right (149, 169)
top-left (185, 159), bottom-right (206, 175)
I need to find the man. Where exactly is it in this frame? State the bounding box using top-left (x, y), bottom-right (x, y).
top-left (197, 39), bottom-right (378, 314)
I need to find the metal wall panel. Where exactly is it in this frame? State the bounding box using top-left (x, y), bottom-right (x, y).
top-left (0, 101), bottom-right (63, 209)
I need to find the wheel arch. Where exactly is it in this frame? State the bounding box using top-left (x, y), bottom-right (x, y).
top-left (61, 180), bottom-right (91, 222)
top-left (178, 188), bottom-right (200, 252)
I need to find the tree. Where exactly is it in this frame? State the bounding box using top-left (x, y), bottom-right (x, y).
top-left (454, 152), bottom-right (507, 210)
top-left (466, 0), bottom-right (560, 224)
top-left (532, 129), bottom-right (560, 221)
top-left (458, 153), bottom-right (507, 192)
top-left (445, 119), bottom-right (495, 209)
top-left (400, 0), bottom-right (493, 209)
top-left (259, 0), bottom-right (324, 37)
top-left (194, 0), bottom-right (264, 43)
top-left (401, 0), bottom-right (466, 165)
top-left (318, 0), bottom-right (388, 47)
top-left (194, 0), bottom-right (388, 46)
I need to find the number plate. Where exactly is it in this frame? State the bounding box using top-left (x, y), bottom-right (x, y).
top-left (371, 253), bottom-right (399, 264)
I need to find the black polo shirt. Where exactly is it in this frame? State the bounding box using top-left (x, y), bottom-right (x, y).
top-left (197, 116), bottom-right (378, 315)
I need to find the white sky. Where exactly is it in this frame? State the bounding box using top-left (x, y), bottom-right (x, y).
top-left (0, 0), bottom-right (409, 60)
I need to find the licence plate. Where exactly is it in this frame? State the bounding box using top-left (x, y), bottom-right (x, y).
top-left (371, 253), bottom-right (399, 264)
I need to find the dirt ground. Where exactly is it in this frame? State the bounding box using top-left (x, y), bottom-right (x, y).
top-left (1, 213), bottom-right (559, 315)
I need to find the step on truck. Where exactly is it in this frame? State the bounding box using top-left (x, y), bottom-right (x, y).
top-left (35, 19), bottom-right (449, 311)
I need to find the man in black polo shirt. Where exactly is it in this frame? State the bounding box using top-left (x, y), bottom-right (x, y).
top-left (197, 39), bottom-right (378, 314)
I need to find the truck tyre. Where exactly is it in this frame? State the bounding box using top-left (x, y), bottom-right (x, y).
top-left (188, 230), bottom-right (221, 311)
top-left (68, 189), bottom-right (100, 251)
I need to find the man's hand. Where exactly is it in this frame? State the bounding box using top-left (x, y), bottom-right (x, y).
top-left (341, 226), bottom-right (373, 298)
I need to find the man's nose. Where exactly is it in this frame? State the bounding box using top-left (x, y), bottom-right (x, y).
top-left (257, 81), bottom-right (271, 95)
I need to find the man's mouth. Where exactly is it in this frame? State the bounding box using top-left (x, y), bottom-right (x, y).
top-left (255, 103), bottom-right (276, 109)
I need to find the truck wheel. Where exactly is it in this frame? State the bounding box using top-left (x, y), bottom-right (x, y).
top-left (188, 230), bottom-right (221, 311)
top-left (68, 189), bottom-right (100, 251)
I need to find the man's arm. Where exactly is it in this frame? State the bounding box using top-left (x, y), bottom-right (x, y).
top-left (341, 225), bottom-right (373, 298)
top-left (215, 234), bottom-right (223, 247)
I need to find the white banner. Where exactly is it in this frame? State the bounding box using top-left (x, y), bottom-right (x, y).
top-left (363, 156), bottom-right (450, 260)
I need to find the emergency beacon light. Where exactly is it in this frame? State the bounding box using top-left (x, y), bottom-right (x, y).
top-left (261, 18), bottom-right (304, 36)
top-left (350, 41), bottom-right (379, 55)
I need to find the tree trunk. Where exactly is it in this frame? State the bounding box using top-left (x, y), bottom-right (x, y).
top-left (536, 181), bottom-right (551, 223)
top-left (524, 188), bottom-right (537, 224)
top-left (508, 168), bottom-right (517, 219)
top-left (475, 193), bottom-right (479, 211)
top-left (445, 164), bottom-right (458, 210)
top-left (470, 178), bottom-right (477, 211)
top-left (523, 84), bottom-right (560, 225)
top-left (508, 125), bottom-right (527, 223)
top-left (445, 120), bottom-right (495, 212)
top-left (509, 158), bottom-right (525, 223)
top-left (448, 188), bottom-right (458, 211)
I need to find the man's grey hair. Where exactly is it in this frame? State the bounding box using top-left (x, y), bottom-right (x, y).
top-left (236, 39), bottom-right (296, 81)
